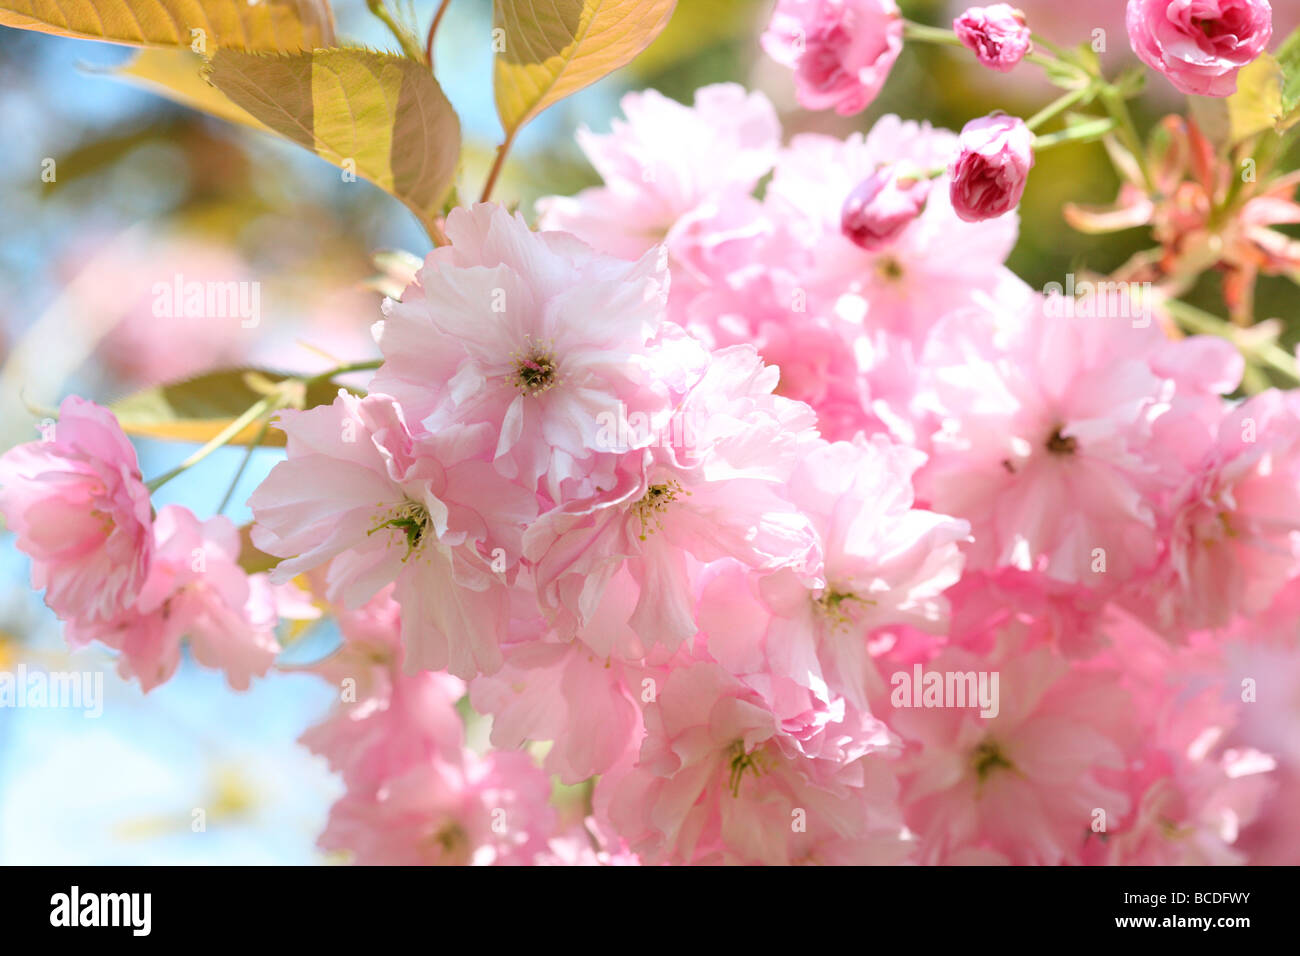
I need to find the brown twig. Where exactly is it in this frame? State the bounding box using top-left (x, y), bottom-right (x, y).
top-left (425, 0), bottom-right (453, 67)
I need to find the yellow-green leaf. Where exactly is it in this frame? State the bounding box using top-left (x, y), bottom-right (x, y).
top-left (0, 0), bottom-right (334, 52)
top-left (1276, 25), bottom-right (1300, 129)
top-left (493, 0), bottom-right (676, 137)
top-left (110, 369), bottom-right (342, 448)
top-left (107, 49), bottom-right (270, 133)
top-left (237, 524), bottom-right (281, 574)
top-left (1225, 53), bottom-right (1285, 143)
top-left (206, 48), bottom-right (461, 235)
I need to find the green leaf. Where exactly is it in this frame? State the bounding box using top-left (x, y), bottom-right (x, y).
top-left (237, 524), bottom-right (280, 574)
top-left (1276, 25), bottom-right (1300, 127)
top-left (109, 368), bottom-right (342, 448)
top-left (1226, 53), bottom-right (1285, 143)
top-left (1188, 51), bottom-right (1293, 149)
top-left (206, 48), bottom-right (461, 235)
top-left (0, 0), bottom-right (334, 52)
top-left (1111, 65), bottom-right (1147, 100)
top-left (104, 49), bottom-right (270, 133)
top-left (493, 0), bottom-right (676, 137)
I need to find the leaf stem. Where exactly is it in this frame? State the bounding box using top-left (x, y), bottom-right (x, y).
top-left (145, 360), bottom-right (384, 494)
top-left (217, 414), bottom-right (272, 515)
top-left (1029, 33), bottom-right (1069, 59)
top-left (902, 20), bottom-right (964, 48)
top-left (426, 0), bottom-right (453, 68)
top-left (1034, 117), bottom-right (1117, 150)
top-left (146, 395), bottom-right (276, 493)
top-left (480, 129), bottom-right (518, 203)
top-left (1164, 298), bottom-right (1300, 386)
top-left (1098, 85), bottom-right (1156, 191)
top-left (303, 359), bottom-right (383, 386)
top-left (1026, 85), bottom-right (1093, 132)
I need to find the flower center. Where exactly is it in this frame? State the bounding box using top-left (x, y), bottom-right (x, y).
top-left (631, 480), bottom-right (687, 540)
top-left (508, 339), bottom-right (559, 396)
top-left (1193, 17), bottom-right (1219, 39)
top-left (727, 739), bottom-right (767, 797)
top-left (368, 500), bottom-right (432, 560)
top-left (971, 739), bottom-right (1014, 782)
top-left (876, 256), bottom-right (905, 281)
top-left (425, 819), bottom-right (471, 864)
top-left (815, 587), bottom-right (874, 628)
top-left (1045, 427), bottom-right (1078, 456)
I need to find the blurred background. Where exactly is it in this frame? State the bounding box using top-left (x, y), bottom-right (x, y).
top-left (0, 0), bottom-right (1297, 863)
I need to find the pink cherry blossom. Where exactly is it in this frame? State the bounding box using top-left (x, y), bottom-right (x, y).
top-left (949, 113), bottom-right (1036, 222)
top-left (953, 4), bottom-right (1033, 72)
top-left (317, 750), bottom-right (556, 865)
top-left (699, 437), bottom-right (969, 709)
top-left (885, 638), bottom-right (1134, 864)
top-left (1142, 390), bottom-right (1300, 632)
top-left (68, 505), bottom-right (279, 692)
top-left (840, 162), bottom-right (934, 251)
top-left (298, 588), bottom-right (467, 791)
top-left (917, 295), bottom-right (1193, 586)
top-left (762, 0), bottom-right (904, 116)
top-left (536, 84), bottom-right (780, 261)
top-left (523, 346), bottom-right (821, 652)
top-left (1127, 0), bottom-right (1273, 97)
top-left (0, 396), bottom-right (153, 625)
top-left (599, 660), bottom-right (903, 864)
top-left (764, 115), bottom-right (1024, 344)
top-left (372, 203), bottom-right (684, 497)
top-left (248, 391), bottom-right (535, 679)
top-left (469, 639), bottom-right (645, 784)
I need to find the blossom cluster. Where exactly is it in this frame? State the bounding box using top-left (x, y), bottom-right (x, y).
top-left (2, 0), bottom-right (1296, 866)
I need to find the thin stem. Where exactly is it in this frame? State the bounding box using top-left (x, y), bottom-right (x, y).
top-left (902, 20), bottom-right (964, 48)
top-left (146, 395), bottom-right (275, 493)
top-left (217, 414), bottom-right (272, 515)
top-left (1026, 85), bottom-right (1093, 132)
top-left (1034, 117), bottom-right (1117, 151)
top-left (1025, 51), bottom-right (1085, 80)
top-left (1099, 86), bottom-right (1155, 192)
top-left (303, 359), bottom-right (383, 386)
top-left (417, 210), bottom-right (450, 247)
top-left (480, 129), bottom-right (518, 203)
top-left (145, 360), bottom-right (384, 494)
top-left (425, 0), bottom-right (453, 67)
top-left (1164, 298), bottom-right (1300, 386)
top-left (1030, 33), bottom-right (1069, 59)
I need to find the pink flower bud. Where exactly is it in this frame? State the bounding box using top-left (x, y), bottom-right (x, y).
top-left (953, 5), bottom-right (1032, 72)
top-left (949, 114), bottom-right (1035, 223)
top-left (761, 0), bottom-right (904, 117)
top-left (1126, 0), bottom-right (1273, 97)
top-left (840, 163), bottom-right (932, 250)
